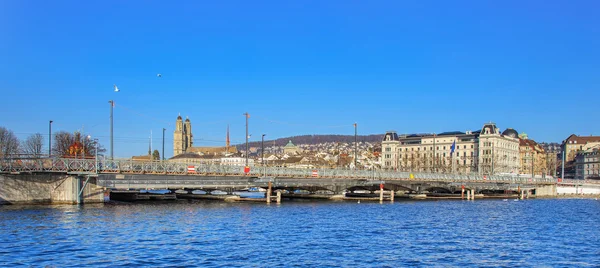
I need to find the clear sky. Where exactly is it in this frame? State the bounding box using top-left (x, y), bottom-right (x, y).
top-left (1, 0), bottom-right (599, 158)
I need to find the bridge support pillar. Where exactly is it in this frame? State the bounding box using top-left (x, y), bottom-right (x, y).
top-left (461, 187), bottom-right (464, 200)
top-left (471, 189), bottom-right (475, 200)
top-left (75, 176), bottom-right (82, 204)
top-left (519, 190), bottom-right (524, 200)
top-left (266, 181), bottom-right (272, 204)
top-left (379, 184), bottom-right (384, 203)
top-left (276, 191), bottom-right (281, 204)
top-left (467, 190), bottom-right (471, 200)
top-left (390, 190), bottom-right (394, 202)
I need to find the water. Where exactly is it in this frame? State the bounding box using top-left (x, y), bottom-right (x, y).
top-left (1, 199), bottom-right (599, 267)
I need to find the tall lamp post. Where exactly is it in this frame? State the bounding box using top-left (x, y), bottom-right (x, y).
top-left (244, 112), bottom-right (250, 168)
top-left (261, 134), bottom-right (266, 165)
top-left (109, 100), bottom-right (114, 160)
top-left (162, 128), bottom-right (166, 161)
top-left (48, 120), bottom-right (53, 157)
top-left (353, 123), bottom-right (357, 169)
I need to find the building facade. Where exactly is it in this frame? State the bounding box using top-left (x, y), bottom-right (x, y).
top-left (575, 147), bottom-right (600, 180)
top-left (518, 137), bottom-right (547, 177)
top-left (381, 131), bottom-right (480, 174)
top-left (382, 122), bottom-right (520, 175)
top-left (560, 135), bottom-right (600, 179)
top-left (478, 124), bottom-right (520, 175)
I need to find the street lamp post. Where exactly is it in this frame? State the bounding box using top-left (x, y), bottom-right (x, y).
top-left (93, 138), bottom-right (98, 174)
top-left (48, 120), bottom-right (53, 157)
top-left (261, 134), bottom-right (266, 166)
top-left (162, 128), bottom-right (166, 161)
top-left (244, 113), bottom-right (249, 168)
top-left (561, 150), bottom-right (565, 181)
top-left (109, 100), bottom-right (114, 160)
top-left (353, 123), bottom-right (357, 169)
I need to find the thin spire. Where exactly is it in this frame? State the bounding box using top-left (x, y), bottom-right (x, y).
top-left (226, 124), bottom-right (230, 152)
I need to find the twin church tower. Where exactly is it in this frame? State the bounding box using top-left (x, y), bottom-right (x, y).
top-left (173, 115), bottom-right (233, 156)
top-left (173, 114), bottom-right (193, 156)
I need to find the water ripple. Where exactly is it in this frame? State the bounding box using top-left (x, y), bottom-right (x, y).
top-left (1, 199), bottom-right (600, 267)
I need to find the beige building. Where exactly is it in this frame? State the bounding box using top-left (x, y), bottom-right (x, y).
top-left (382, 130), bottom-right (479, 174)
top-left (561, 134), bottom-right (600, 162)
top-left (518, 136), bottom-right (546, 176)
top-left (477, 123), bottom-right (520, 175)
top-left (382, 122), bottom-right (520, 175)
top-left (560, 134), bottom-right (600, 179)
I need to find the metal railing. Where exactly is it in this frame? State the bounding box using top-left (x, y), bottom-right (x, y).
top-left (1, 157), bottom-right (598, 185)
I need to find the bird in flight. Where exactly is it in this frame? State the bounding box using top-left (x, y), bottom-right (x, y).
top-left (113, 84), bottom-right (120, 92)
top-left (157, 74), bottom-right (162, 78)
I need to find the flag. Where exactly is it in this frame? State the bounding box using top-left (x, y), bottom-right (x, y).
top-left (450, 140), bottom-right (456, 154)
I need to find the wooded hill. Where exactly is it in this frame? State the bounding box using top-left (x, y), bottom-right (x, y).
top-left (237, 134), bottom-right (384, 148)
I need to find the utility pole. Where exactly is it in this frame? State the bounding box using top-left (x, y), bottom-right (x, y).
top-left (561, 150), bottom-right (565, 181)
top-left (109, 100), bottom-right (114, 160)
top-left (354, 123), bottom-right (357, 169)
top-left (244, 113), bottom-right (249, 168)
top-left (48, 120), bottom-right (53, 157)
top-left (162, 128), bottom-right (166, 161)
top-left (261, 134), bottom-right (266, 166)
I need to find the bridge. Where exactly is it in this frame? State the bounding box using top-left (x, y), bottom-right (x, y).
top-left (1, 157), bottom-right (599, 204)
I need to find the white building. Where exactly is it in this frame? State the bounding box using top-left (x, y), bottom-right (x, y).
top-left (381, 122), bottom-right (520, 175)
top-left (220, 157), bottom-right (255, 167)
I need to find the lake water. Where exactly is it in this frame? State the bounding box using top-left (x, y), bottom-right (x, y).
top-left (1, 199), bottom-right (599, 267)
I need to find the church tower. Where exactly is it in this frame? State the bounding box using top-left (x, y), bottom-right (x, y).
top-left (173, 114), bottom-right (184, 156)
top-left (184, 117), bottom-right (193, 149)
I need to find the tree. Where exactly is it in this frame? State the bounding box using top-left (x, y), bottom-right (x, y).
top-left (52, 131), bottom-right (105, 157)
top-left (152, 150), bottom-right (160, 160)
top-left (0, 126), bottom-right (20, 158)
top-left (22, 133), bottom-right (44, 157)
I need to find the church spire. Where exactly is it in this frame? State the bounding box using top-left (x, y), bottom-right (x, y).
top-left (226, 124), bottom-right (230, 153)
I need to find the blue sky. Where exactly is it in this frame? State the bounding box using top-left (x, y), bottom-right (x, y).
top-left (1, 0), bottom-right (599, 158)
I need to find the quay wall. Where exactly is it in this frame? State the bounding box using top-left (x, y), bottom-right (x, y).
top-left (0, 173), bottom-right (104, 205)
top-left (535, 185), bottom-right (557, 197)
top-left (557, 184), bottom-right (600, 195)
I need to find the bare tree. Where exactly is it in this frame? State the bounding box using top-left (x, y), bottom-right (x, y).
top-left (22, 133), bottom-right (44, 157)
top-left (0, 126), bottom-right (20, 158)
top-left (52, 131), bottom-right (105, 157)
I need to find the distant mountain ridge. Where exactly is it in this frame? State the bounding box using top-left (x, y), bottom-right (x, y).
top-left (236, 134), bottom-right (384, 148)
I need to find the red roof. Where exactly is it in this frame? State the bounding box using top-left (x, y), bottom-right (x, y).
top-left (564, 134), bottom-right (600, 145)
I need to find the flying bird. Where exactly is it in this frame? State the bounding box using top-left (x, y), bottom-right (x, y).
top-left (157, 74), bottom-right (162, 78)
top-left (113, 84), bottom-right (120, 92)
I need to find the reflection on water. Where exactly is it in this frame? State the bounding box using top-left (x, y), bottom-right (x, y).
top-left (1, 199), bottom-right (599, 267)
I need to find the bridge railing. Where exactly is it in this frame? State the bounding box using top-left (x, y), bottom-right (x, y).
top-left (0, 157), bottom-right (574, 184)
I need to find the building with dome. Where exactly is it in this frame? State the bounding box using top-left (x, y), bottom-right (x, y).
top-left (283, 140), bottom-right (300, 155)
top-left (381, 122), bottom-right (520, 175)
top-left (478, 122), bottom-right (520, 175)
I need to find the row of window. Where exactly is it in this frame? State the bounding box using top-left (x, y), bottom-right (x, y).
top-left (396, 145), bottom-right (475, 152)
